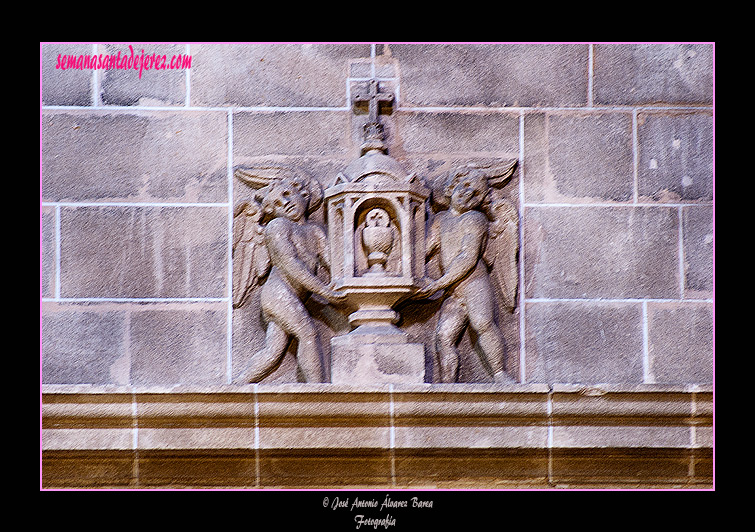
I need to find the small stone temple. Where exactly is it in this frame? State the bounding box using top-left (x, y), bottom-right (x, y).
top-left (41, 43), bottom-right (714, 490)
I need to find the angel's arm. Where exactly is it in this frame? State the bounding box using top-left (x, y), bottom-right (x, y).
top-left (425, 214), bottom-right (441, 261)
top-left (314, 224), bottom-right (330, 271)
top-left (265, 219), bottom-right (342, 301)
top-left (416, 213), bottom-right (487, 299)
top-left (433, 214), bottom-right (487, 291)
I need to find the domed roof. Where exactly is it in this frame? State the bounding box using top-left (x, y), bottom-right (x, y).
top-left (343, 148), bottom-right (410, 184)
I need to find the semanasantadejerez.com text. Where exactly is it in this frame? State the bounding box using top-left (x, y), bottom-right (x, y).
top-left (55, 45), bottom-right (192, 79)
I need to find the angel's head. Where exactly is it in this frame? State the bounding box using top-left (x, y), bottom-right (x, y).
top-left (236, 167), bottom-right (324, 223)
top-left (446, 167), bottom-right (489, 213)
top-left (261, 178), bottom-right (309, 222)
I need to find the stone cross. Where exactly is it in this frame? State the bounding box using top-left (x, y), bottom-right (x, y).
top-left (352, 79), bottom-right (394, 123)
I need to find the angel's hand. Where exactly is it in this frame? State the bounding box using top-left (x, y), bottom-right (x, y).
top-left (411, 278), bottom-right (440, 300)
top-left (323, 288), bottom-right (347, 305)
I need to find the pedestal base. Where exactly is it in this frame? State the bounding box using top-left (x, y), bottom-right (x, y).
top-left (330, 325), bottom-right (425, 384)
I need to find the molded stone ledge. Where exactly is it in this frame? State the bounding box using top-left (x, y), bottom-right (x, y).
top-left (41, 383), bottom-right (713, 488)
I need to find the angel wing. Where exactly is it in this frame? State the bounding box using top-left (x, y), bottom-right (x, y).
top-left (235, 165), bottom-right (287, 189)
top-left (235, 165), bottom-right (323, 214)
top-left (483, 159), bottom-right (518, 189)
top-left (232, 199), bottom-right (270, 309)
top-left (483, 195), bottom-right (519, 312)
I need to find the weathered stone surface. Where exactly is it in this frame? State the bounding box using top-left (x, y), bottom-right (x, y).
top-left (41, 43), bottom-right (715, 490)
top-left (42, 305), bottom-right (128, 385)
top-left (259, 449), bottom-right (391, 488)
top-left (42, 388), bottom-right (130, 424)
top-left (42, 451), bottom-right (136, 488)
top-left (551, 384), bottom-right (700, 415)
top-left (190, 43), bottom-right (370, 107)
top-left (390, 43), bottom-right (589, 107)
top-left (593, 44), bottom-right (713, 105)
top-left (256, 388), bottom-right (392, 485)
top-left (139, 451), bottom-right (257, 487)
top-left (393, 386), bottom-right (550, 450)
top-left (396, 111), bottom-right (519, 154)
top-left (550, 384), bottom-right (712, 488)
top-left (524, 302), bottom-right (644, 383)
top-left (257, 388), bottom-right (391, 450)
top-left (99, 43), bottom-right (187, 106)
top-left (41, 206), bottom-right (56, 299)
top-left (551, 386), bottom-right (693, 448)
top-left (523, 112), bottom-right (634, 203)
top-left (394, 448), bottom-right (549, 488)
top-left (136, 391), bottom-right (256, 450)
top-left (42, 303), bottom-right (229, 387)
top-left (549, 384), bottom-right (711, 486)
top-left (683, 205), bottom-right (714, 296)
top-left (41, 43), bottom-right (93, 106)
top-left (41, 110), bottom-right (228, 203)
top-left (647, 302), bottom-right (713, 384)
top-left (59, 206), bottom-right (227, 298)
top-left (233, 110), bottom-right (352, 158)
top-left (130, 307), bottom-right (227, 385)
top-left (637, 112), bottom-right (713, 202)
top-left (331, 335), bottom-right (426, 385)
top-left (524, 206), bottom-right (680, 299)
top-left (550, 448), bottom-right (701, 487)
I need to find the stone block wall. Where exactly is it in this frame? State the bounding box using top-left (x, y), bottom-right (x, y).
top-left (41, 43), bottom-right (714, 388)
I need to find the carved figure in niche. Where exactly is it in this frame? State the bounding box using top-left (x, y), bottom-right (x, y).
top-left (232, 167), bottom-right (345, 384)
top-left (413, 161), bottom-right (519, 383)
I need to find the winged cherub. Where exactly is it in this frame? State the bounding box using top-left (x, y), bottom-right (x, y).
top-left (413, 161), bottom-right (519, 383)
top-left (232, 167), bottom-right (345, 384)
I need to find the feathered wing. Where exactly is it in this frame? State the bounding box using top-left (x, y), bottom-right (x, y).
top-left (231, 165), bottom-right (290, 309)
top-left (232, 199), bottom-right (270, 309)
top-left (483, 159), bottom-right (518, 189)
top-left (484, 196), bottom-right (519, 312)
top-left (234, 166), bottom-right (283, 189)
top-left (235, 165), bottom-right (322, 214)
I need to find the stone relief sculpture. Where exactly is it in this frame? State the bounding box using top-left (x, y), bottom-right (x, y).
top-left (231, 79), bottom-right (520, 385)
top-left (412, 161), bottom-right (519, 383)
top-left (232, 166), bottom-right (345, 384)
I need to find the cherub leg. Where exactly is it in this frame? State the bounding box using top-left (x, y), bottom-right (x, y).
top-left (233, 321), bottom-right (290, 384)
top-left (264, 294), bottom-right (325, 383)
top-left (435, 296), bottom-right (467, 383)
top-left (466, 286), bottom-right (514, 383)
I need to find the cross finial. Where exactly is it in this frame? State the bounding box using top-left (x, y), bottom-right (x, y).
top-left (352, 79), bottom-right (394, 123)
top-left (352, 79), bottom-right (394, 153)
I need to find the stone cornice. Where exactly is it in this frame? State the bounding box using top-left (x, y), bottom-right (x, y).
top-left (41, 383), bottom-right (713, 489)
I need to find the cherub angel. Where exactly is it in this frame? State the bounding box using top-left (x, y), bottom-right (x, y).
top-left (413, 161), bottom-right (519, 383)
top-left (231, 166), bottom-right (345, 384)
